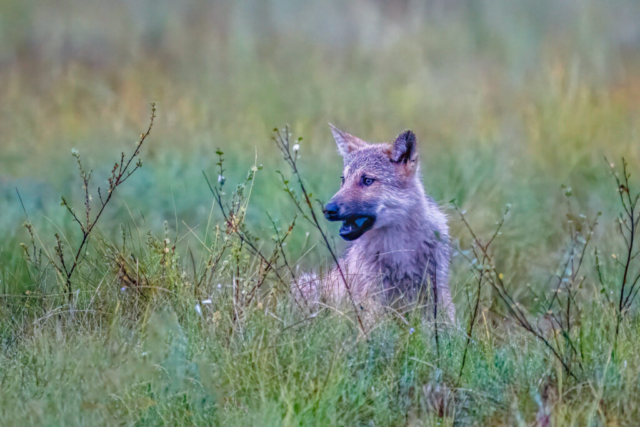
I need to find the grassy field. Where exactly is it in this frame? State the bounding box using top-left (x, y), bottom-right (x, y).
top-left (1, 0), bottom-right (640, 425)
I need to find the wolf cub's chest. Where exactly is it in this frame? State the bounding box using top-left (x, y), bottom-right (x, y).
top-left (367, 244), bottom-right (434, 290)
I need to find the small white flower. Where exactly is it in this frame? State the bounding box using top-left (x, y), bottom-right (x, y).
top-left (202, 299), bottom-right (212, 305)
top-left (218, 174), bottom-right (225, 183)
top-left (195, 303), bottom-right (202, 316)
top-left (164, 238), bottom-right (170, 244)
top-left (71, 148), bottom-right (78, 155)
top-left (409, 327), bottom-right (415, 335)
top-left (217, 283), bottom-right (222, 289)
top-left (120, 287), bottom-right (126, 292)
top-left (292, 144), bottom-right (300, 152)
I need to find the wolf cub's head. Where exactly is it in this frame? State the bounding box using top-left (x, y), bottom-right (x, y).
top-left (323, 125), bottom-right (423, 241)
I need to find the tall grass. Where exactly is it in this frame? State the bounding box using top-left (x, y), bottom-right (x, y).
top-left (1, 0), bottom-right (640, 425)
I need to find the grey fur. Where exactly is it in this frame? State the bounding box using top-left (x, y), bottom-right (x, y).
top-left (297, 126), bottom-right (455, 323)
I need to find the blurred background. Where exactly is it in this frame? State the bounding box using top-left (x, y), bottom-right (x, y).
top-left (1, 0), bottom-right (640, 282)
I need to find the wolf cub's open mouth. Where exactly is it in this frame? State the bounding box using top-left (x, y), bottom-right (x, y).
top-left (339, 216), bottom-right (375, 241)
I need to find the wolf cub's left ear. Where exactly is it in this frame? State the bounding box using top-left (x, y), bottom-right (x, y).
top-left (329, 124), bottom-right (367, 157)
top-left (391, 130), bottom-right (419, 168)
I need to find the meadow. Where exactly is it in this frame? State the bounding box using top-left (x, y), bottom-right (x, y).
top-left (1, 0), bottom-right (640, 425)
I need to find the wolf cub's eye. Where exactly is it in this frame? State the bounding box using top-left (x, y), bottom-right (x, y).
top-left (362, 177), bottom-right (375, 186)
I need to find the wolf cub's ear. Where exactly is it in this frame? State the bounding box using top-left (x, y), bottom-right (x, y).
top-left (391, 130), bottom-right (418, 166)
top-left (329, 124), bottom-right (367, 156)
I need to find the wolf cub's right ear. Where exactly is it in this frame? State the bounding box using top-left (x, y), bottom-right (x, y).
top-left (391, 130), bottom-right (418, 164)
top-left (391, 130), bottom-right (419, 175)
top-left (329, 124), bottom-right (367, 157)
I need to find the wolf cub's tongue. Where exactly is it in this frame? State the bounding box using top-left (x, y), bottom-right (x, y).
top-left (338, 216), bottom-right (374, 241)
top-left (355, 217), bottom-right (367, 227)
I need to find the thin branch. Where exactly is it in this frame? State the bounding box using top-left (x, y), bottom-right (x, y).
top-left (272, 126), bottom-right (366, 335)
top-left (454, 204), bottom-right (578, 380)
top-left (53, 103), bottom-right (156, 298)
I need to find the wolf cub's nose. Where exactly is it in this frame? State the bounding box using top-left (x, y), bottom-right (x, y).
top-left (323, 201), bottom-right (339, 220)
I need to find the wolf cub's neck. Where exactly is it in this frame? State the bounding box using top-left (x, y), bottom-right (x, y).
top-left (352, 194), bottom-right (434, 260)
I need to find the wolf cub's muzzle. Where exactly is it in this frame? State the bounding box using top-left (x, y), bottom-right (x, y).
top-left (323, 201), bottom-right (376, 241)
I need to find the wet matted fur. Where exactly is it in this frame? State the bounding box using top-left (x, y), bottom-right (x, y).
top-left (295, 126), bottom-right (455, 323)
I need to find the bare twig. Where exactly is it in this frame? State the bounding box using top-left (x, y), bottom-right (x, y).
top-left (606, 158), bottom-right (639, 347)
top-left (454, 204), bottom-right (579, 380)
top-left (457, 203), bottom-right (509, 381)
top-left (47, 103), bottom-right (157, 300)
top-left (203, 158), bottom-right (296, 312)
top-left (272, 126), bottom-right (366, 335)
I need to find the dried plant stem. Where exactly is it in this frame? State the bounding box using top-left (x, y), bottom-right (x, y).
top-left (457, 205), bottom-right (507, 381)
top-left (203, 170), bottom-right (293, 310)
top-left (273, 126), bottom-right (366, 335)
top-left (53, 103), bottom-right (156, 300)
top-left (606, 157), bottom-right (640, 348)
top-left (454, 204), bottom-right (579, 380)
